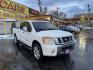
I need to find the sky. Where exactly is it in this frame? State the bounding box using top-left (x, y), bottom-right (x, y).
top-left (12, 0), bottom-right (93, 17)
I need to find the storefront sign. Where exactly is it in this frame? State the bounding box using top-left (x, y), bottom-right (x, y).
top-left (0, 11), bottom-right (25, 19)
top-left (0, 0), bottom-right (29, 14)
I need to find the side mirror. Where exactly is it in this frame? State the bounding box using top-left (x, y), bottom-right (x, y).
top-left (28, 29), bottom-right (32, 32)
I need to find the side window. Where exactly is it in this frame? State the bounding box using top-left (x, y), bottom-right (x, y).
top-left (20, 22), bottom-right (31, 32)
top-left (20, 22), bottom-right (24, 30)
top-left (11, 22), bottom-right (16, 28)
top-left (16, 22), bottom-right (21, 28)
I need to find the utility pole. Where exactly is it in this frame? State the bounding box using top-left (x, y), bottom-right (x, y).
top-left (56, 7), bottom-right (60, 18)
top-left (87, 4), bottom-right (91, 21)
top-left (88, 4), bottom-right (91, 13)
top-left (37, 0), bottom-right (42, 14)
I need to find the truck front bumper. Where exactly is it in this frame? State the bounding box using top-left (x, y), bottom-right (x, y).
top-left (42, 42), bottom-right (75, 56)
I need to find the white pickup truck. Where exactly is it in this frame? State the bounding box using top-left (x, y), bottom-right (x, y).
top-left (13, 20), bottom-right (76, 60)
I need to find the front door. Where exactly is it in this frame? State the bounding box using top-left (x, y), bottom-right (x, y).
top-left (21, 22), bottom-right (32, 47)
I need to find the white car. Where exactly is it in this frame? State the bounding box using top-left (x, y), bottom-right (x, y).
top-left (13, 20), bottom-right (76, 60)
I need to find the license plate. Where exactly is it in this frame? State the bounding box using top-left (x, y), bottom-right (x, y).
top-left (65, 49), bottom-right (69, 54)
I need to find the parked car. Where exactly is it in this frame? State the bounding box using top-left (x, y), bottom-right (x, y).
top-left (78, 25), bottom-right (86, 30)
top-left (59, 26), bottom-right (75, 33)
top-left (13, 21), bottom-right (76, 60)
top-left (67, 26), bottom-right (80, 35)
top-left (72, 24), bottom-right (85, 30)
top-left (59, 25), bottom-right (80, 35)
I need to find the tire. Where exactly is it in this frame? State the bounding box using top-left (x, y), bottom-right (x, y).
top-left (32, 43), bottom-right (43, 61)
top-left (63, 53), bottom-right (70, 58)
top-left (65, 53), bottom-right (70, 56)
top-left (14, 35), bottom-right (19, 45)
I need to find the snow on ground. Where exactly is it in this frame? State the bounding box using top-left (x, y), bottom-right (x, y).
top-left (0, 35), bottom-right (14, 39)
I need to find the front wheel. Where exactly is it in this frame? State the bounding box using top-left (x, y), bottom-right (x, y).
top-left (32, 43), bottom-right (43, 61)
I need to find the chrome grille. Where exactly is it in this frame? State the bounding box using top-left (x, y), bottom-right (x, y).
top-left (62, 37), bottom-right (70, 43)
top-left (62, 36), bottom-right (72, 43)
top-left (57, 36), bottom-right (73, 44)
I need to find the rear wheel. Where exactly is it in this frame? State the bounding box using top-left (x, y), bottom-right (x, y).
top-left (32, 43), bottom-right (43, 61)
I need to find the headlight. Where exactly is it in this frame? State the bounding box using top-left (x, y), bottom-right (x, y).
top-left (42, 37), bottom-right (55, 45)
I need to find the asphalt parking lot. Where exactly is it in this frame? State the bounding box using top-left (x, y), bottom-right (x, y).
top-left (0, 29), bottom-right (93, 70)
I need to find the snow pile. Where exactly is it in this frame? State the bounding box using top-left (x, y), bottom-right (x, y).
top-left (0, 35), bottom-right (14, 39)
top-left (84, 27), bottom-right (93, 30)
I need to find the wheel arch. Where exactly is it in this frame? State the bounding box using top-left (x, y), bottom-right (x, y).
top-left (32, 40), bottom-right (41, 47)
top-left (32, 40), bottom-right (43, 53)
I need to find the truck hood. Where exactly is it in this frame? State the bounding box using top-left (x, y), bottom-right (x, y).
top-left (37, 30), bottom-right (73, 37)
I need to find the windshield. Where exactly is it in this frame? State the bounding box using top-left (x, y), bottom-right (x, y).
top-left (32, 22), bottom-right (57, 32)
